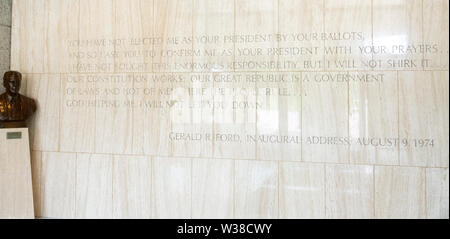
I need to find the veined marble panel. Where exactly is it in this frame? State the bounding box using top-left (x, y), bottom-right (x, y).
top-left (151, 157), bottom-right (191, 218)
top-left (235, 0), bottom-right (278, 71)
top-left (60, 74), bottom-right (96, 152)
top-left (192, 0), bottom-right (234, 72)
top-left (324, 0), bottom-right (372, 71)
top-left (375, 166), bottom-right (426, 219)
top-left (192, 158), bottom-right (234, 218)
top-left (153, 0), bottom-right (193, 72)
top-left (399, 71), bottom-right (449, 167)
top-left (256, 76), bottom-right (301, 161)
top-left (113, 0), bottom-right (154, 73)
top-left (94, 74), bottom-right (134, 154)
top-left (302, 72), bottom-right (349, 163)
top-left (423, 0), bottom-right (449, 70)
top-left (325, 164), bottom-right (374, 219)
top-left (39, 152), bottom-right (76, 218)
top-left (113, 155), bottom-right (152, 219)
top-left (426, 168), bottom-right (449, 219)
top-left (25, 74), bottom-right (61, 152)
top-left (10, 0), bottom-right (46, 72)
top-left (279, 162), bottom-right (325, 218)
top-left (78, 0), bottom-right (114, 73)
top-left (373, 0), bottom-right (423, 70)
top-left (349, 71), bottom-right (398, 165)
top-left (278, 0), bottom-right (324, 71)
top-left (76, 153), bottom-right (113, 219)
top-left (234, 160), bottom-right (278, 219)
top-left (213, 73), bottom-right (256, 159)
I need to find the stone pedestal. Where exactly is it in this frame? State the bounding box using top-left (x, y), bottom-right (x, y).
top-left (0, 128), bottom-right (34, 219)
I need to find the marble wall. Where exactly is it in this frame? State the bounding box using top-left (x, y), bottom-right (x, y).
top-left (11, 0), bottom-right (449, 218)
top-left (0, 0), bottom-right (11, 77)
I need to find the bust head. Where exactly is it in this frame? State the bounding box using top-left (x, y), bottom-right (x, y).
top-left (3, 71), bottom-right (22, 96)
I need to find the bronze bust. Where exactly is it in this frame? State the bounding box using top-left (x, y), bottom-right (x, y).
top-left (0, 71), bottom-right (37, 128)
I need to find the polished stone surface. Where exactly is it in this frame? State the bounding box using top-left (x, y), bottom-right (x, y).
top-left (11, 0), bottom-right (449, 218)
top-left (0, 0), bottom-right (11, 79)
